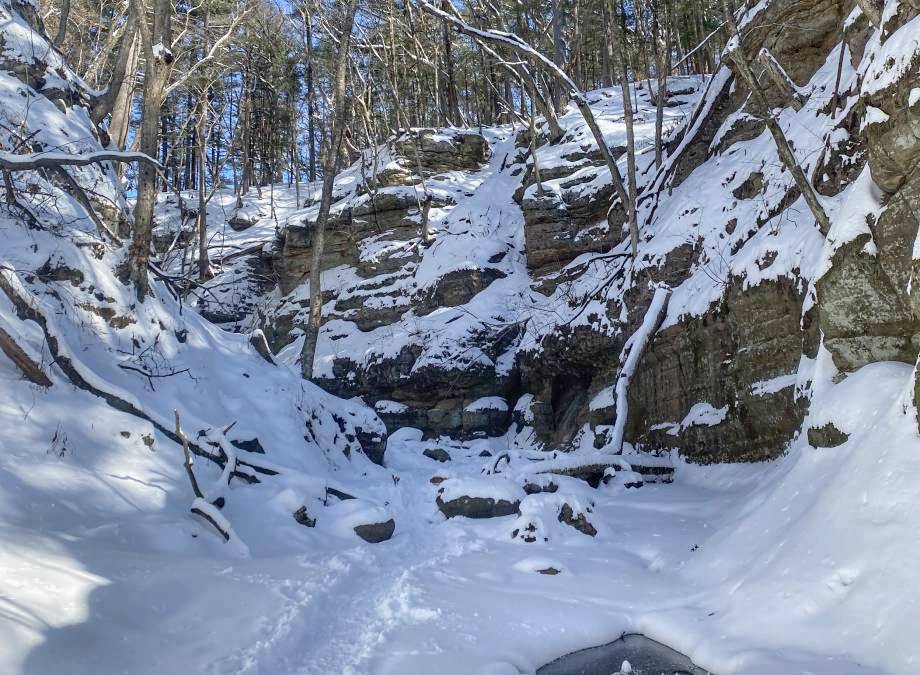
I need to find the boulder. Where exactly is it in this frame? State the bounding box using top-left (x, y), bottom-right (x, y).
top-left (558, 503), bottom-right (597, 537)
top-left (354, 518), bottom-right (396, 543)
top-left (293, 506), bottom-right (316, 527)
top-left (436, 479), bottom-right (524, 519)
top-left (437, 494), bottom-right (520, 519)
top-left (807, 422), bottom-right (850, 448)
top-left (423, 447), bottom-right (451, 463)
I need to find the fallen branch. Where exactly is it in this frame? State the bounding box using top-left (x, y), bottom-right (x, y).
top-left (537, 459), bottom-right (630, 478)
top-left (175, 410), bottom-right (203, 498)
top-left (191, 498), bottom-right (232, 541)
top-left (0, 318), bottom-right (52, 386)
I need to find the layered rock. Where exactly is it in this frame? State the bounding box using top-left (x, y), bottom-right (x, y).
top-left (816, 0), bottom-right (920, 372)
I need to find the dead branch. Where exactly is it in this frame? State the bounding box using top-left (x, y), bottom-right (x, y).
top-left (0, 319), bottom-right (52, 386)
top-left (175, 409), bottom-right (203, 499)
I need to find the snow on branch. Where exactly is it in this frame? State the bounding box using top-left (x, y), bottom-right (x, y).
top-left (0, 150), bottom-right (162, 172)
top-left (607, 285), bottom-right (671, 454)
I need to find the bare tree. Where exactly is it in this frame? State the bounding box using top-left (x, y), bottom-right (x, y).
top-left (300, 0), bottom-right (361, 379)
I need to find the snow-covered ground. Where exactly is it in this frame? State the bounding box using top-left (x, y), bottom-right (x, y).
top-left (3, 348), bottom-right (920, 675)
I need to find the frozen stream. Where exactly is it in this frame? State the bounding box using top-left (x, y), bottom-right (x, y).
top-left (538, 634), bottom-right (712, 675)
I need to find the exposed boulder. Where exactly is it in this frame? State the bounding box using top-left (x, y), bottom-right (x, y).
top-left (423, 447), bottom-right (451, 463)
top-left (394, 128), bottom-right (489, 174)
top-left (293, 506), bottom-right (316, 527)
top-left (437, 494), bottom-right (521, 519)
top-left (436, 478), bottom-right (524, 519)
top-left (807, 422), bottom-right (850, 448)
top-left (354, 518), bottom-right (396, 543)
top-left (558, 503), bottom-right (597, 537)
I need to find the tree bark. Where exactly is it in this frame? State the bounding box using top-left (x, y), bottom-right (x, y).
top-left (197, 99), bottom-right (210, 281)
top-left (90, 8), bottom-right (138, 126)
top-left (441, 0), bottom-right (461, 125)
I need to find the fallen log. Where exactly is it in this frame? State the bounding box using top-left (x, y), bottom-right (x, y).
top-left (0, 317), bottom-right (52, 386)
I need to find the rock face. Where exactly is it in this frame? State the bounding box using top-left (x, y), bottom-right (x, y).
top-left (816, 0), bottom-right (920, 373)
top-left (627, 280), bottom-right (808, 463)
top-left (521, 191), bottom-right (624, 272)
top-left (394, 128), bottom-right (489, 175)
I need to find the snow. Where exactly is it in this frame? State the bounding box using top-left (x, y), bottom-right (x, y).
top-left (437, 476), bottom-right (525, 504)
top-left (862, 105), bottom-right (891, 128)
top-left (465, 396), bottom-right (509, 412)
top-left (589, 385), bottom-right (615, 411)
top-left (750, 373), bottom-right (797, 396)
top-left (680, 402), bottom-right (729, 428)
top-left (513, 394), bottom-right (536, 423)
top-left (861, 13), bottom-right (920, 97)
top-left (909, 88), bottom-right (920, 107)
top-left (317, 499), bottom-right (395, 540)
top-left (375, 399), bottom-right (409, 414)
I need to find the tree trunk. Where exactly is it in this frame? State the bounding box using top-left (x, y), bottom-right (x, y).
top-left (125, 0), bottom-right (172, 300)
top-left (197, 98), bottom-right (209, 281)
top-left (616, 0), bottom-right (639, 257)
top-left (551, 0), bottom-right (567, 109)
top-left (53, 0), bottom-right (70, 46)
top-left (653, 0), bottom-right (668, 169)
top-left (441, 0), bottom-right (461, 125)
top-left (300, 0), bottom-right (360, 379)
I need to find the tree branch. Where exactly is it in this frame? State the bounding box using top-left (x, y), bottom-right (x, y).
top-left (0, 150), bottom-right (162, 172)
